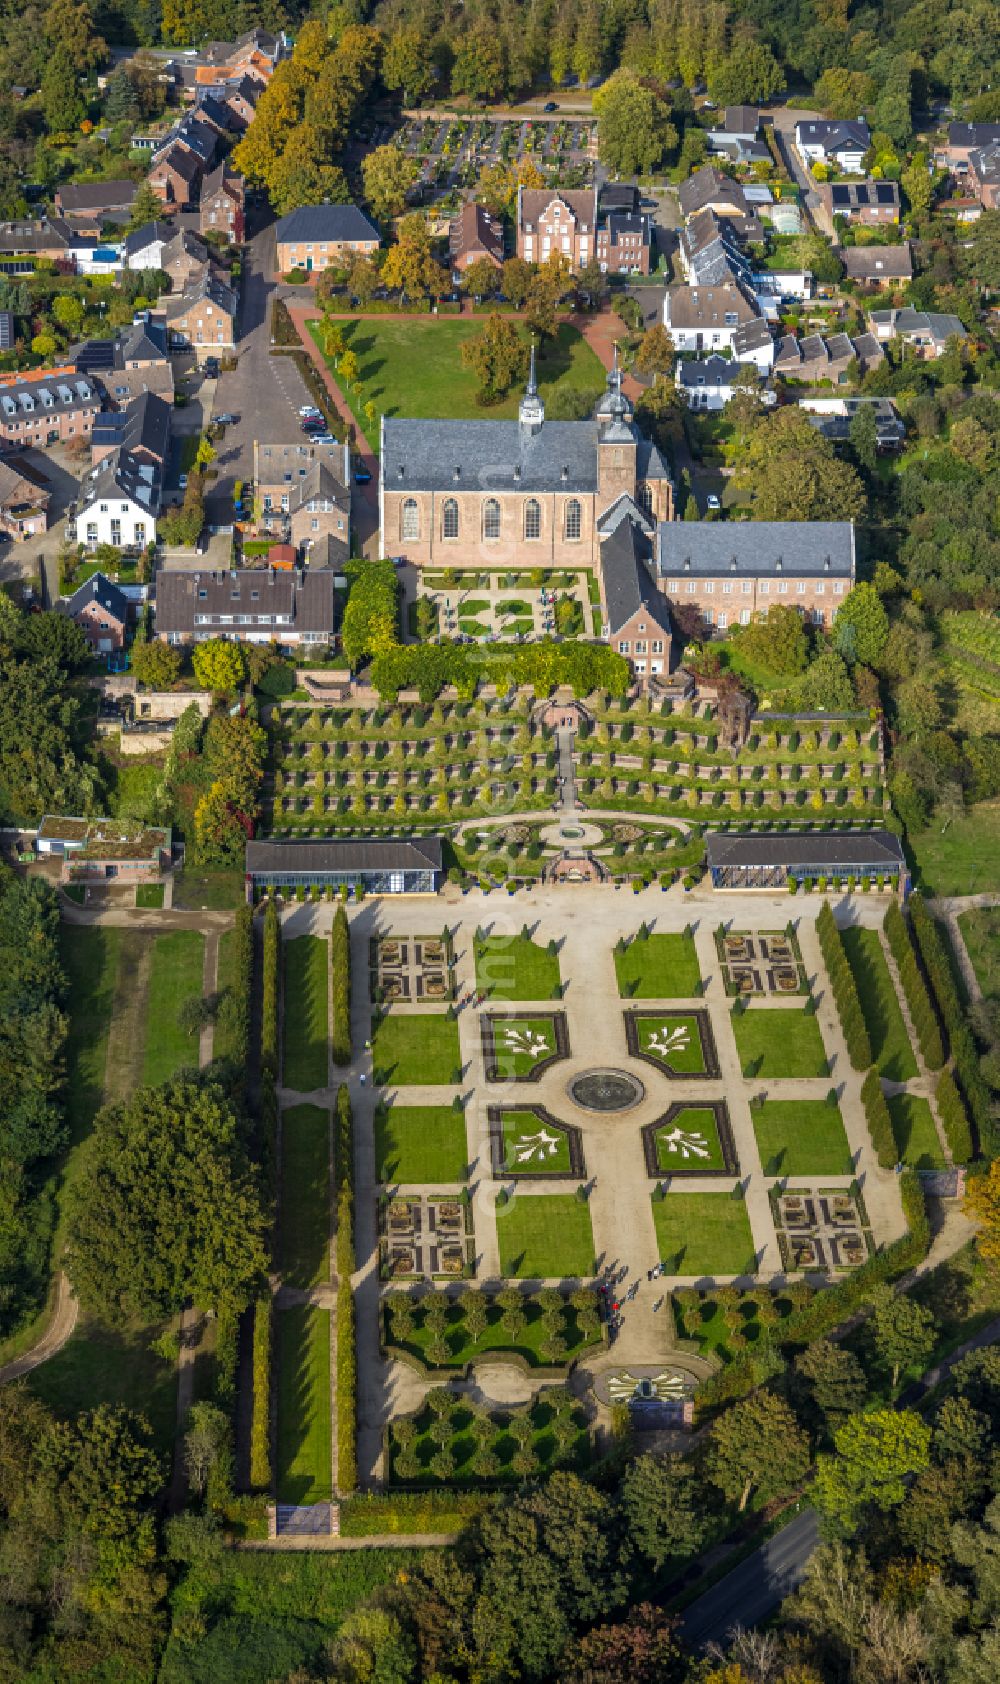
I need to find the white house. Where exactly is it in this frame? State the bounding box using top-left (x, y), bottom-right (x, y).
top-left (731, 319), bottom-right (777, 373)
top-left (76, 448), bottom-right (160, 551)
top-left (794, 119), bottom-right (870, 175)
top-left (663, 281), bottom-right (762, 354)
top-left (676, 353), bottom-right (776, 411)
top-left (121, 220), bottom-right (174, 271)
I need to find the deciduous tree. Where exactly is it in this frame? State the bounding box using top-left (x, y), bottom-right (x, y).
top-left (707, 1393), bottom-right (810, 1511)
top-left (594, 69), bottom-right (677, 177)
top-left (461, 312), bottom-right (528, 403)
top-left (191, 639), bottom-right (245, 694)
top-left (814, 1408), bottom-right (931, 1531)
top-left (361, 143), bottom-right (417, 221)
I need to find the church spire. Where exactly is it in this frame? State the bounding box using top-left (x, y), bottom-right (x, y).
top-left (519, 339), bottom-right (544, 434)
top-left (526, 340), bottom-right (537, 397)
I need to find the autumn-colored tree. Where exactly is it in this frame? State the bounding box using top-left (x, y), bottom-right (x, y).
top-left (966, 1159), bottom-right (1000, 1263)
top-left (461, 313), bottom-right (528, 403)
top-left (460, 257), bottom-right (501, 300)
top-left (361, 144), bottom-right (417, 222)
top-left (382, 26), bottom-right (436, 103)
top-left (501, 256), bottom-right (534, 309)
top-left (593, 68), bottom-right (678, 176)
top-left (191, 639), bottom-right (246, 695)
top-left (477, 157), bottom-right (546, 216)
top-left (633, 323), bottom-right (675, 378)
top-left (382, 214), bottom-right (442, 299)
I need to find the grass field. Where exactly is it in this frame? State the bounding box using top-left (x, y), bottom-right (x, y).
top-left (488, 1014), bottom-right (559, 1078)
top-left (27, 1313), bottom-right (177, 1456)
top-left (372, 1011), bottom-right (461, 1085)
top-left (909, 801), bottom-right (1000, 896)
top-left (615, 932), bottom-right (702, 998)
top-left (310, 318), bottom-right (606, 449)
top-left (635, 1013), bottom-right (708, 1074)
top-left (375, 1103), bottom-right (468, 1182)
top-left (213, 926), bottom-right (243, 1061)
top-left (502, 1109), bottom-right (572, 1174)
top-left (958, 906), bottom-right (1000, 1000)
top-left (652, 1192), bottom-right (757, 1277)
top-left (135, 884), bottom-right (164, 908)
top-left (653, 1106), bottom-right (728, 1173)
top-left (475, 933), bottom-right (561, 1001)
top-left (283, 936), bottom-right (329, 1091)
top-left (497, 1194), bottom-right (596, 1278)
top-left (281, 1105), bottom-right (330, 1288)
top-left (887, 1093), bottom-right (946, 1171)
top-left (841, 927), bottom-right (918, 1082)
top-left (141, 931), bottom-right (206, 1087)
top-left (751, 1098), bottom-right (853, 1176)
top-left (275, 1306), bottom-right (332, 1505)
top-left (731, 1006), bottom-right (829, 1078)
top-left (59, 925), bottom-right (121, 1146)
top-left (171, 868), bottom-right (245, 910)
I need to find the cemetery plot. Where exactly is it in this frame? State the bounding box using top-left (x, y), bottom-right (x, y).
top-left (625, 1008), bottom-right (718, 1077)
top-left (381, 1286), bottom-right (602, 1369)
top-left (496, 1193), bottom-right (597, 1280)
top-left (614, 929), bottom-right (702, 998)
top-left (651, 1191), bottom-right (757, 1278)
top-left (481, 1011), bottom-right (569, 1081)
top-left (375, 1103), bottom-right (469, 1184)
top-left (371, 1011), bottom-right (461, 1085)
top-left (380, 1192), bottom-right (474, 1281)
top-left (643, 1102), bottom-right (737, 1177)
top-left (489, 1106), bottom-right (585, 1179)
top-left (751, 1097), bottom-right (854, 1176)
top-left (388, 1391), bottom-right (590, 1487)
top-left (731, 1004), bottom-right (829, 1078)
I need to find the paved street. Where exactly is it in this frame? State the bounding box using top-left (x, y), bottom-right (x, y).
top-left (681, 1508), bottom-right (821, 1649)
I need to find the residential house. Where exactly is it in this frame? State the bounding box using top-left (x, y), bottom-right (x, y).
top-left (798, 395), bottom-right (905, 451)
top-left (199, 163), bottom-right (245, 243)
top-left (170, 113), bottom-right (219, 169)
top-left (595, 183), bottom-right (652, 273)
top-left (824, 179), bottom-right (900, 224)
top-left (191, 93), bottom-right (236, 138)
top-left (936, 121), bottom-right (1000, 174)
top-left (35, 815), bottom-right (171, 882)
top-left (677, 207), bottom-right (752, 287)
top-left (663, 281), bottom-right (761, 353)
top-left (773, 330), bottom-right (882, 383)
top-left (705, 108), bottom-right (771, 167)
top-left (450, 201), bottom-right (504, 275)
top-left (379, 356), bottom-right (673, 568)
top-left (968, 144), bottom-right (1000, 211)
top-left (677, 167), bottom-right (748, 221)
top-left (731, 318), bottom-right (777, 373)
top-left (794, 119), bottom-right (871, 174)
top-left (53, 180), bottom-right (139, 228)
top-left (516, 187), bottom-right (594, 270)
top-left (218, 75), bottom-right (260, 129)
top-left (84, 313), bottom-right (176, 405)
top-left (0, 367), bottom-right (101, 447)
top-left (122, 220), bottom-right (175, 270)
top-left (155, 565), bottom-right (336, 650)
top-left (655, 520), bottom-right (856, 630)
top-left (273, 204), bottom-right (380, 274)
top-left (839, 243), bottom-right (913, 287)
top-left (600, 516), bottom-right (674, 678)
top-left (160, 228), bottom-right (214, 291)
top-left (0, 457), bottom-right (49, 539)
top-left (148, 140), bottom-right (202, 210)
top-left (867, 307), bottom-right (968, 357)
top-left (90, 391), bottom-right (171, 470)
top-left (60, 572), bottom-right (130, 651)
top-left (253, 439), bottom-right (351, 561)
top-left (76, 448), bottom-right (160, 551)
top-left (676, 353), bottom-right (774, 411)
top-left (161, 273), bottom-right (237, 358)
top-left (0, 218), bottom-right (73, 272)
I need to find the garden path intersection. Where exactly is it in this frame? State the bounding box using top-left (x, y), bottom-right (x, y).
top-left (276, 885), bottom-right (911, 1485)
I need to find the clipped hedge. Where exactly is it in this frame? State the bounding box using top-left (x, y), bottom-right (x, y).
top-left (936, 1067), bottom-right (974, 1166)
top-left (883, 902), bottom-right (945, 1070)
top-left (224, 904), bottom-right (253, 1072)
top-left (249, 1294), bottom-right (272, 1492)
top-left (861, 1066), bottom-right (895, 1169)
top-left (816, 900), bottom-right (873, 1070)
top-left (910, 894), bottom-right (992, 1154)
top-left (340, 1489), bottom-right (490, 1537)
top-left (261, 901), bottom-right (280, 1078)
top-left (331, 904), bottom-right (351, 1066)
top-left (335, 1083), bottom-right (357, 1494)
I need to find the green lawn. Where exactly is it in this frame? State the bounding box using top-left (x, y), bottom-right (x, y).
top-left (502, 1109), bottom-right (572, 1174)
top-left (888, 1093), bottom-right (946, 1171)
top-left (731, 1006), bottom-right (829, 1078)
top-left (213, 926), bottom-right (243, 1061)
top-left (958, 906), bottom-right (1000, 1001)
top-left (910, 801), bottom-right (1000, 896)
top-left (488, 1014), bottom-right (559, 1079)
top-left (135, 883), bottom-right (164, 908)
top-left (635, 1013), bottom-right (708, 1074)
top-left (673, 1289), bottom-right (794, 1362)
top-left (375, 1104), bottom-right (468, 1182)
top-left (27, 1314), bottom-right (177, 1457)
top-left (389, 1394), bottom-right (589, 1486)
top-left (275, 1306), bottom-right (332, 1504)
top-left (751, 1099), bottom-right (853, 1176)
top-left (387, 1295), bottom-right (599, 1367)
top-left (59, 925), bottom-right (121, 1146)
top-left (841, 927), bottom-right (918, 1082)
top-left (475, 933), bottom-right (561, 1001)
top-left (653, 1106), bottom-right (728, 1173)
top-left (281, 1105), bottom-right (330, 1288)
top-left (652, 1193), bottom-right (757, 1277)
top-left (282, 936), bottom-right (329, 1091)
top-left (372, 1012), bottom-right (461, 1085)
top-left (141, 931), bottom-right (206, 1087)
top-left (497, 1194), bottom-right (596, 1278)
top-left (310, 317), bottom-right (607, 449)
top-left (614, 932), bottom-right (702, 998)
top-left (171, 868), bottom-right (246, 910)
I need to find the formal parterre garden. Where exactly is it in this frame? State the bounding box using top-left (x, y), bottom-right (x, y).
top-left (388, 1387), bottom-right (590, 1487)
top-left (382, 1286), bottom-right (602, 1369)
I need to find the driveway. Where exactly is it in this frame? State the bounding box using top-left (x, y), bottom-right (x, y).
top-left (766, 106), bottom-right (834, 237)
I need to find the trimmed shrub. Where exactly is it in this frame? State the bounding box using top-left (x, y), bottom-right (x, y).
top-left (816, 900), bottom-right (872, 1070)
top-left (883, 902), bottom-right (945, 1070)
top-left (910, 895), bottom-right (991, 1153)
top-left (261, 901), bottom-right (279, 1078)
top-left (331, 904), bottom-right (352, 1066)
top-left (862, 1066), bottom-right (895, 1169)
top-left (936, 1068), bottom-right (973, 1165)
top-left (335, 1083), bottom-right (357, 1493)
top-left (249, 1294), bottom-right (272, 1491)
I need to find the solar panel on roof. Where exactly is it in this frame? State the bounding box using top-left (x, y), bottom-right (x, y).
top-left (875, 183), bottom-right (896, 203)
top-left (831, 185), bottom-right (849, 205)
top-left (855, 185), bottom-right (869, 205)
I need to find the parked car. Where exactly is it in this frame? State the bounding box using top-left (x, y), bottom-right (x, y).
top-left (311, 433), bottom-right (336, 444)
top-left (706, 493), bottom-right (721, 512)
top-left (214, 412), bottom-right (239, 425)
top-left (298, 405), bottom-right (322, 416)
top-left (203, 357), bottom-right (220, 375)
top-left (354, 466), bottom-right (372, 484)
top-left (543, 100), bottom-right (558, 112)
top-left (178, 474), bottom-right (188, 490)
